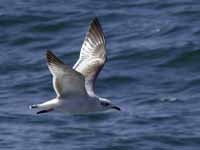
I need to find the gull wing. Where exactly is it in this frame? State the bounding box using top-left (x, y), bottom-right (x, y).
top-left (73, 17), bottom-right (106, 97)
top-left (46, 50), bottom-right (87, 98)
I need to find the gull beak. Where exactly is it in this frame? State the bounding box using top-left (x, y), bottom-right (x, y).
top-left (112, 106), bottom-right (121, 111)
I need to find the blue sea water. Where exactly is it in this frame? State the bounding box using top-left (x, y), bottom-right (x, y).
top-left (1, 0), bottom-right (200, 149)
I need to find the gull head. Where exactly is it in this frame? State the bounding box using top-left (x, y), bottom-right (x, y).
top-left (98, 98), bottom-right (121, 111)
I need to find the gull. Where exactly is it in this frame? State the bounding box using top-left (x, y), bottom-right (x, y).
top-left (29, 17), bottom-right (121, 114)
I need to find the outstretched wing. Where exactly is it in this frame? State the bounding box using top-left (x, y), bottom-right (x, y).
top-left (73, 17), bottom-right (106, 97)
top-left (46, 50), bottom-right (87, 98)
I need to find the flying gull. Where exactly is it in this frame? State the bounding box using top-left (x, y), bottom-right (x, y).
top-left (30, 17), bottom-right (121, 114)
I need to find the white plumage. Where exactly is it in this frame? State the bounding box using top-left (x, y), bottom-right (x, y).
top-left (30, 17), bottom-right (120, 114)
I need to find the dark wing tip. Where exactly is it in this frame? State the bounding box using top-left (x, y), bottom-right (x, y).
top-left (46, 50), bottom-right (64, 66)
top-left (92, 17), bottom-right (100, 25)
top-left (90, 16), bottom-right (103, 32)
top-left (46, 50), bottom-right (54, 64)
top-left (89, 17), bottom-right (105, 44)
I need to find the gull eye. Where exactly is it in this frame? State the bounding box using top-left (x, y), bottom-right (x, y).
top-left (101, 101), bottom-right (110, 106)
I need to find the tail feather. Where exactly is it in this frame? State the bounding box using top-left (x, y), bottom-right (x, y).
top-left (29, 104), bottom-right (39, 109)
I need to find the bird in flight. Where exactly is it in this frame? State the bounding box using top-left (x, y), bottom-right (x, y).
top-left (30, 17), bottom-right (121, 114)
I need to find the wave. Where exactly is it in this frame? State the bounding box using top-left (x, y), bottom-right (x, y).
top-left (159, 49), bottom-right (200, 69)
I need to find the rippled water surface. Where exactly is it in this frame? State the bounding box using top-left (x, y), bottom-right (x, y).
top-left (1, 0), bottom-right (200, 150)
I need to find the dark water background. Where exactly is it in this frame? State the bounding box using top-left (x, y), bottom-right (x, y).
top-left (1, 0), bottom-right (200, 149)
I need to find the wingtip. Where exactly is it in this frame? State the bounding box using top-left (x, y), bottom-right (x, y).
top-left (46, 50), bottom-right (52, 64)
top-left (46, 50), bottom-right (65, 68)
top-left (92, 16), bottom-right (99, 22)
top-left (46, 50), bottom-right (56, 63)
top-left (88, 17), bottom-right (105, 44)
top-left (46, 49), bottom-right (53, 57)
top-left (91, 16), bottom-right (101, 28)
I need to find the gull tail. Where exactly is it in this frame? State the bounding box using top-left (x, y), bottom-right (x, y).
top-left (29, 99), bottom-right (57, 114)
top-left (29, 104), bottom-right (54, 114)
top-left (29, 104), bottom-right (39, 109)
